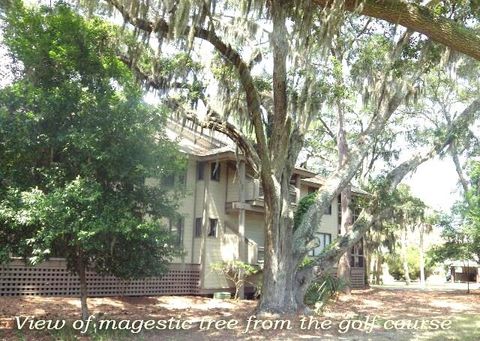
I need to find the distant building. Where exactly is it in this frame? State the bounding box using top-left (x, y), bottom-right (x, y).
top-left (448, 260), bottom-right (480, 283)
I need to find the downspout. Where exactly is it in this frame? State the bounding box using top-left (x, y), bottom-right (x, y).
top-left (238, 160), bottom-right (246, 299)
top-left (190, 158), bottom-right (197, 264)
top-left (199, 162), bottom-right (210, 289)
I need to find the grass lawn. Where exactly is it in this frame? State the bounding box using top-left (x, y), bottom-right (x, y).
top-left (1, 287), bottom-right (479, 340)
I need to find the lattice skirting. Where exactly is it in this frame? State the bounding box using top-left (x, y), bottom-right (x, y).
top-left (0, 259), bottom-right (200, 297)
top-left (349, 267), bottom-right (366, 289)
top-left (331, 267), bottom-right (366, 289)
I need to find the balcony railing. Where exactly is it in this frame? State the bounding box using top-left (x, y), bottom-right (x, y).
top-left (258, 183), bottom-right (297, 204)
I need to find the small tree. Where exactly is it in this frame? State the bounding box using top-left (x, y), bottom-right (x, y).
top-left (431, 194), bottom-right (480, 293)
top-left (211, 261), bottom-right (259, 300)
top-left (431, 163), bottom-right (480, 268)
top-left (0, 1), bottom-right (184, 320)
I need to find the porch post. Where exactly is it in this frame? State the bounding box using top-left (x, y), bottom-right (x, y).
top-left (238, 160), bottom-right (246, 299)
top-left (199, 163), bottom-right (210, 290)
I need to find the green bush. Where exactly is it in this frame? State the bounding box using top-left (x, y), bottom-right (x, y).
top-left (386, 246), bottom-right (434, 280)
top-left (211, 260), bottom-right (260, 299)
top-left (304, 272), bottom-right (346, 312)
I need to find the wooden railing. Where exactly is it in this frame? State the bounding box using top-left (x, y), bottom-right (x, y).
top-left (257, 183), bottom-right (297, 203)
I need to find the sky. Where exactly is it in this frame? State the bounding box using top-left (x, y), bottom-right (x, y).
top-left (404, 157), bottom-right (460, 212)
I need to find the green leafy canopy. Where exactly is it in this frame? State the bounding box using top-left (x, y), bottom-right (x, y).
top-left (0, 1), bottom-right (185, 278)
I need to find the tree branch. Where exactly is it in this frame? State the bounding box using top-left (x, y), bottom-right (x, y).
top-left (318, 117), bottom-right (336, 142)
top-left (166, 99), bottom-right (261, 174)
top-left (105, 0), bottom-right (269, 170)
top-left (313, 0), bottom-right (480, 61)
top-left (309, 208), bottom-right (392, 272)
top-left (435, 99), bottom-right (480, 152)
top-left (117, 51), bottom-right (262, 174)
top-left (117, 54), bottom-right (188, 91)
top-left (295, 96), bottom-right (480, 271)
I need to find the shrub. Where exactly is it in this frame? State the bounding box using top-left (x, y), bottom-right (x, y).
top-left (386, 246), bottom-right (434, 280)
top-left (304, 272), bottom-right (346, 313)
top-left (211, 260), bottom-right (260, 299)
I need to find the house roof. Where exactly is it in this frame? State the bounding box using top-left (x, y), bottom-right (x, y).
top-left (166, 118), bottom-right (235, 156)
top-left (166, 118), bottom-right (368, 193)
top-left (166, 118), bottom-right (317, 177)
top-left (448, 260), bottom-right (480, 267)
top-left (301, 175), bottom-right (369, 195)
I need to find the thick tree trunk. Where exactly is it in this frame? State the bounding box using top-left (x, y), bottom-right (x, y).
top-left (76, 254), bottom-right (89, 321)
top-left (256, 0), bottom-right (300, 315)
top-left (337, 101), bottom-right (352, 294)
top-left (257, 174), bottom-right (298, 314)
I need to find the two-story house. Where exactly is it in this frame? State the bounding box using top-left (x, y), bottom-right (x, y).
top-left (166, 119), bottom-right (366, 294)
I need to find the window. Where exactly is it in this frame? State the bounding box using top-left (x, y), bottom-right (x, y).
top-left (308, 187), bottom-right (317, 195)
top-left (195, 217), bottom-right (202, 238)
top-left (197, 161), bottom-right (205, 180)
top-left (178, 172), bottom-right (187, 187)
top-left (350, 239), bottom-right (364, 267)
top-left (309, 233), bottom-right (332, 257)
top-left (324, 203), bottom-right (332, 215)
top-left (162, 172), bottom-right (186, 188)
top-left (208, 218), bottom-right (218, 237)
top-left (210, 162), bottom-right (220, 181)
top-left (162, 174), bottom-right (175, 188)
top-left (169, 217), bottom-right (184, 246)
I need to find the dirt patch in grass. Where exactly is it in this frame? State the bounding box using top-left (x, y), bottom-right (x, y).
top-left (1, 288), bottom-right (479, 340)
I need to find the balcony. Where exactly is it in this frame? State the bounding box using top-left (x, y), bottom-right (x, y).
top-left (226, 179), bottom-right (299, 214)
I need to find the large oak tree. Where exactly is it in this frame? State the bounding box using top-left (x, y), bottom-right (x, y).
top-left (81, 0), bottom-right (480, 314)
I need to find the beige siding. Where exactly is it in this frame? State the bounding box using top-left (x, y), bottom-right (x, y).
top-left (225, 166), bottom-right (239, 202)
top-left (203, 238), bottom-right (231, 289)
top-left (224, 213), bottom-right (264, 247)
top-left (299, 184), bottom-right (310, 199)
top-left (197, 161), bottom-right (237, 289)
top-left (319, 196), bottom-right (339, 239)
top-left (245, 214), bottom-right (265, 246)
top-left (192, 159), bottom-right (205, 264)
top-left (172, 158), bottom-right (196, 263)
top-left (299, 184), bottom-right (339, 239)
top-left (165, 159), bottom-right (342, 290)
